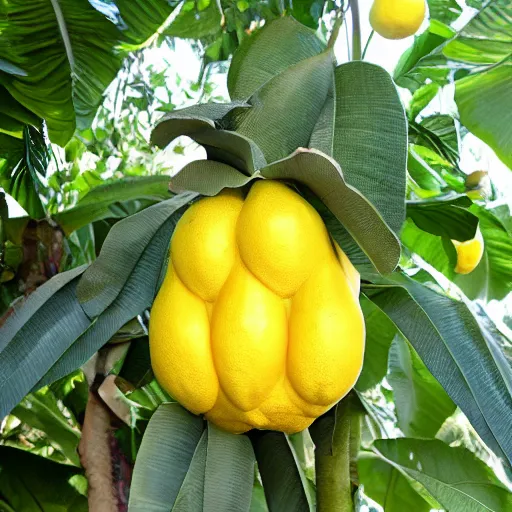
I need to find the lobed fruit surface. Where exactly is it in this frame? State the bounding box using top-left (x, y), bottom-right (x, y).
top-left (150, 180), bottom-right (365, 433)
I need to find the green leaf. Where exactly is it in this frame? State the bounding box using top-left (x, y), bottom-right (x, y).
top-left (400, 217), bottom-right (457, 278)
top-left (456, 63), bottom-right (512, 169)
top-left (151, 101), bottom-right (250, 148)
top-left (454, 205), bottom-right (512, 301)
top-left (373, 438), bottom-right (512, 511)
top-left (358, 452), bottom-right (431, 512)
top-left (333, 62), bottom-right (407, 235)
top-left (355, 297), bottom-right (397, 392)
top-left (365, 272), bottom-right (512, 466)
top-left (36, 214), bottom-right (178, 389)
top-left (406, 195), bottom-right (478, 241)
top-left (250, 431), bottom-right (313, 512)
top-left (0, 126), bottom-right (48, 219)
top-left (166, 0), bottom-right (222, 39)
top-left (230, 51), bottom-right (333, 164)
top-left (408, 82), bottom-right (440, 120)
top-left (55, 176), bottom-right (173, 234)
top-left (0, 268), bottom-right (90, 419)
top-left (0, 446), bottom-right (87, 512)
top-left (250, 481), bottom-right (269, 512)
top-left (170, 160), bottom-right (255, 195)
top-left (388, 335), bottom-right (456, 438)
top-left (128, 403), bottom-right (205, 511)
top-left (427, 0), bottom-right (462, 25)
top-left (261, 149), bottom-right (400, 274)
top-left (77, 193), bottom-right (196, 318)
top-left (12, 389), bottom-right (81, 466)
top-left (228, 17), bottom-right (325, 100)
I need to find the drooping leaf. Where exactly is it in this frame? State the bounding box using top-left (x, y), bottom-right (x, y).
top-left (250, 431), bottom-right (313, 512)
top-left (0, 268), bottom-right (90, 418)
top-left (261, 149), bottom-right (401, 274)
top-left (0, 446), bottom-right (87, 512)
top-left (355, 297), bottom-right (397, 392)
top-left (365, 272), bottom-right (512, 466)
top-left (55, 175), bottom-right (173, 234)
top-left (358, 452), bottom-right (431, 512)
top-left (36, 214), bottom-right (179, 389)
top-left (406, 195), bottom-right (478, 241)
top-left (333, 61), bottom-right (408, 235)
top-left (230, 51), bottom-right (333, 164)
top-left (374, 438), bottom-right (512, 511)
top-left (77, 193), bottom-right (196, 318)
top-left (408, 82), bottom-right (441, 120)
top-left (228, 16), bottom-right (325, 100)
top-left (427, 0), bottom-right (462, 25)
top-left (388, 335), bottom-right (456, 438)
top-left (128, 403), bottom-right (205, 512)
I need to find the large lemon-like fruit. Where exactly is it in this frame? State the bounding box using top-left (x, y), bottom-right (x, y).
top-left (370, 0), bottom-right (426, 40)
top-left (150, 180), bottom-right (365, 434)
top-left (453, 233), bottom-right (484, 275)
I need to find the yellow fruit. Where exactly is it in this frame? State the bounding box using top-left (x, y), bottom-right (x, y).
top-left (370, 0), bottom-right (426, 40)
top-left (149, 181), bottom-right (365, 434)
top-left (452, 232), bottom-right (484, 274)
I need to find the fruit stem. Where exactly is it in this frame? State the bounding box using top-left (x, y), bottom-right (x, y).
top-left (362, 30), bottom-right (374, 60)
top-left (350, 0), bottom-right (362, 60)
top-left (315, 397), bottom-right (354, 512)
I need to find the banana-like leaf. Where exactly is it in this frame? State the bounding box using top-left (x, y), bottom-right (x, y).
top-left (54, 175), bottom-right (173, 235)
top-left (227, 17), bottom-right (325, 100)
top-left (364, 272), bottom-right (512, 466)
top-left (250, 431), bottom-right (313, 512)
top-left (129, 404), bottom-right (255, 512)
top-left (358, 452), bottom-right (432, 512)
top-left (229, 52), bottom-right (333, 164)
top-left (373, 438), bottom-right (512, 511)
top-left (388, 336), bottom-right (456, 438)
top-left (261, 149), bottom-right (400, 274)
top-left (0, 267), bottom-right (90, 419)
top-left (35, 214), bottom-right (179, 390)
top-left (333, 62), bottom-right (408, 235)
top-left (151, 102), bottom-right (250, 148)
top-left (77, 192), bottom-right (196, 318)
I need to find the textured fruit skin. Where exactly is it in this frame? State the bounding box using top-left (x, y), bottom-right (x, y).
top-left (453, 234), bottom-right (484, 275)
top-left (370, 0), bottom-right (426, 40)
top-left (150, 181), bottom-right (365, 434)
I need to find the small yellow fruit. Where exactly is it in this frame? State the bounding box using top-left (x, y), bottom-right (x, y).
top-left (370, 0), bottom-right (426, 40)
top-left (452, 232), bottom-right (484, 275)
top-left (149, 181), bottom-right (365, 434)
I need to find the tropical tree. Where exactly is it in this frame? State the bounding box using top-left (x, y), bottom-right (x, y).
top-left (0, 1), bottom-right (511, 511)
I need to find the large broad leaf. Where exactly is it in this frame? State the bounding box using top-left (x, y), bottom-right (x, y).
top-left (0, 446), bottom-right (87, 512)
top-left (54, 175), bottom-right (173, 234)
top-left (0, 266), bottom-right (90, 419)
top-left (333, 62), bottom-right (408, 235)
top-left (388, 335), bottom-right (456, 438)
top-left (261, 149), bottom-right (401, 274)
top-left (129, 404), bottom-right (255, 512)
top-left (77, 193), bottom-right (196, 318)
top-left (358, 452), bottom-right (431, 512)
top-left (12, 388), bottom-right (81, 466)
top-left (0, 127), bottom-right (48, 219)
top-left (365, 272), bottom-right (512, 466)
top-left (250, 431), bottom-right (313, 512)
top-left (229, 51), bottom-right (333, 164)
top-left (456, 63), bottom-right (512, 170)
top-left (373, 438), bottom-right (512, 512)
top-left (35, 214), bottom-right (179, 389)
top-left (406, 195), bottom-right (478, 241)
top-left (227, 16), bottom-right (325, 100)
top-left (355, 297), bottom-right (397, 392)
top-left (165, 0), bottom-right (222, 39)
top-left (454, 205), bottom-right (512, 302)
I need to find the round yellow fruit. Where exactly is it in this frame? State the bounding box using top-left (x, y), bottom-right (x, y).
top-left (149, 180), bottom-right (365, 434)
top-left (452, 233), bottom-right (484, 275)
top-left (370, 0), bottom-right (426, 40)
